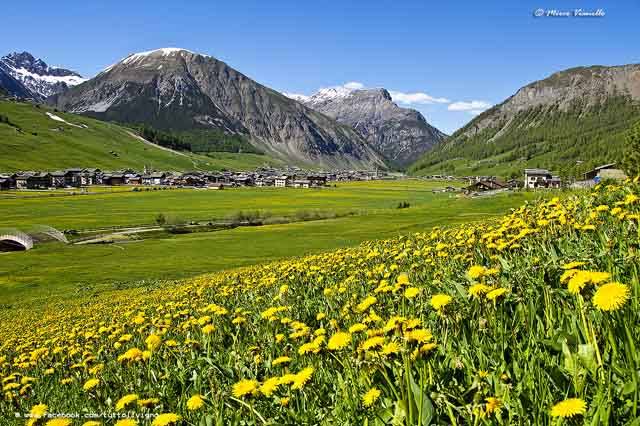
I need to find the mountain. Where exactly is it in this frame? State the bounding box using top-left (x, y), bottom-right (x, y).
top-left (0, 66), bottom-right (36, 99)
top-left (0, 99), bottom-right (282, 172)
top-left (410, 64), bottom-right (640, 178)
top-left (0, 52), bottom-right (86, 100)
top-left (288, 87), bottom-right (446, 168)
top-left (51, 48), bottom-right (385, 169)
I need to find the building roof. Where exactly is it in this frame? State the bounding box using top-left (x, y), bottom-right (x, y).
top-left (524, 168), bottom-right (551, 175)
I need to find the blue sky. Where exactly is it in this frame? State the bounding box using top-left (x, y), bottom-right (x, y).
top-left (2, 0), bottom-right (638, 133)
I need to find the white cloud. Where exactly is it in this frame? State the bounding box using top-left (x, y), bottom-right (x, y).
top-left (282, 92), bottom-right (310, 102)
top-left (388, 91), bottom-right (450, 105)
top-left (343, 81), bottom-right (365, 90)
top-left (447, 100), bottom-right (492, 112)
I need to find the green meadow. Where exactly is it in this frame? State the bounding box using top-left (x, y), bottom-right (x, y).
top-left (0, 180), bottom-right (549, 311)
top-left (0, 100), bottom-right (282, 172)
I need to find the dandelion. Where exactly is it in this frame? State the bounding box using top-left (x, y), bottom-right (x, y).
top-left (430, 294), bottom-right (452, 311)
top-left (83, 378), bottom-right (99, 391)
top-left (260, 377), bottom-right (280, 396)
top-left (468, 265), bottom-right (487, 280)
top-left (327, 332), bottom-right (351, 350)
top-left (316, 313), bottom-right (326, 320)
top-left (404, 287), bottom-right (421, 299)
top-left (30, 403), bottom-right (48, 418)
top-left (356, 296), bottom-right (377, 313)
top-left (381, 341), bottom-right (400, 355)
top-left (468, 283), bottom-right (492, 298)
top-left (82, 421), bottom-right (102, 426)
top-left (186, 394), bottom-right (204, 410)
top-left (396, 273), bottom-right (410, 285)
top-left (486, 288), bottom-right (508, 301)
top-left (272, 356), bottom-right (292, 366)
top-left (291, 367), bottom-right (314, 390)
top-left (404, 328), bottom-right (433, 343)
top-left (593, 282), bottom-right (630, 311)
top-left (138, 398), bottom-right (160, 408)
top-left (151, 414), bottom-right (182, 426)
top-left (361, 336), bottom-right (385, 350)
top-left (117, 348), bottom-right (143, 363)
top-left (145, 334), bottom-right (162, 351)
top-left (202, 324), bottom-right (215, 334)
top-left (45, 420), bottom-right (72, 426)
top-left (115, 394), bottom-right (138, 411)
top-left (362, 387), bottom-right (381, 407)
top-left (550, 398), bottom-right (587, 418)
top-left (485, 397), bottom-right (502, 415)
top-left (561, 261), bottom-right (586, 269)
top-left (348, 323), bottom-right (367, 333)
top-left (232, 379), bottom-right (258, 398)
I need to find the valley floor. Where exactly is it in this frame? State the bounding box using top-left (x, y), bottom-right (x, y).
top-left (0, 180), bottom-right (547, 312)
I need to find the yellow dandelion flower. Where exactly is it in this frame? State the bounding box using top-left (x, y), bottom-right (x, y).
top-left (280, 396), bottom-right (290, 406)
top-left (485, 397), bottom-right (502, 415)
top-left (45, 420), bottom-right (72, 426)
top-left (30, 403), bottom-right (48, 418)
top-left (316, 313), bottom-right (326, 320)
top-left (348, 323), bottom-right (367, 333)
top-left (550, 398), bottom-right (587, 418)
top-left (468, 265), bottom-right (487, 280)
top-left (137, 398), bottom-right (160, 408)
top-left (396, 273), bottom-right (410, 285)
top-left (593, 282), bottom-right (630, 311)
top-left (362, 387), bottom-right (381, 407)
top-left (404, 287), bottom-right (421, 299)
top-left (232, 379), bottom-right (258, 398)
top-left (186, 394), bottom-right (204, 410)
top-left (145, 334), bottom-right (162, 351)
top-left (404, 328), bottom-right (433, 343)
top-left (468, 283), bottom-right (492, 298)
top-left (381, 341), bottom-right (401, 355)
top-left (430, 294), bottom-right (452, 311)
top-left (83, 378), bottom-right (99, 391)
top-left (151, 413), bottom-right (182, 426)
top-left (117, 348), bottom-right (143, 363)
top-left (356, 296), bottom-right (377, 313)
top-left (82, 421), bottom-right (102, 426)
top-left (291, 367), bottom-right (314, 390)
top-left (115, 394), bottom-right (138, 411)
top-left (361, 336), bottom-right (385, 350)
top-left (259, 377), bottom-right (280, 396)
top-left (561, 261), bottom-right (586, 269)
top-left (327, 332), bottom-right (351, 350)
top-left (486, 288), bottom-right (508, 301)
top-left (272, 356), bottom-right (292, 366)
top-left (202, 324), bottom-right (215, 334)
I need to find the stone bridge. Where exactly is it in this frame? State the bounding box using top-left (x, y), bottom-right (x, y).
top-left (0, 231), bottom-right (34, 251)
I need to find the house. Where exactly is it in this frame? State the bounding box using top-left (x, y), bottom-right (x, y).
top-left (50, 171), bottom-right (67, 188)
top-left (0, 175), bottom-right (15, 190)
top-left (125, 173), bottom-right (142, 185)
top-left (524, 168), bottom-right (561, 189)
top-left (232, 175), bottom-right (254, 186)
top-left (79, 169), bottom-right (101, 186)
top-left (307, 175), bottom-right (328, 187)
top-left (274, 175), bottom-right (292, 188)
top-left (64, 169), bottom-right (83, 187)
top-left (142, 172), bottom-right (167, 185)
top-left (15, 172), bottom-right (51, 189)
top-left (583, 163), bottom-right (628, 182)
top-left (292, 179), bottom-right (311, 188)
top-left (464, 179), bottom-right (507, 193)
top-left (102, 174), bottom-right (125, 186)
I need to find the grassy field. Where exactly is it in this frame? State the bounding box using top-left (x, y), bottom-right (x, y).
top-left (0, 100), bottom-right (281, 172)
top-left (0, 181), bottom-right (546, 310)
top-left (0, 181), bottom-right (636, 424)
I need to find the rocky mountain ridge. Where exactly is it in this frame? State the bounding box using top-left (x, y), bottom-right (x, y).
top-left (289, 87), bottom-right (447, 167)
top-left (52, 48), bottom-right (385, 169)
top-left (0, 52), bottom-right (86, 100)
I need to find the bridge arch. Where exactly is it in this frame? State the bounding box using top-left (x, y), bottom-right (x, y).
top-left (0, 231), bottom-right (34, 251)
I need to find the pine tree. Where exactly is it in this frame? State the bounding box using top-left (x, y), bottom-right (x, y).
top-left (623, 122), bottom-right (640, 178)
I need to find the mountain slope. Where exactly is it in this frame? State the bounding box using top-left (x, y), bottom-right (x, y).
top-left (52, 48), bottom-right (385, 169)
top-left (0, 100), bottom-right (282, 172)
top-left (1, 52), bottom-right (86, 100)
top-left (0, 66), bottom-right (37, 99)
top-left (410, 64), bottom-right (640, 178)
top-left (291, 87), bottom-right (446, 168)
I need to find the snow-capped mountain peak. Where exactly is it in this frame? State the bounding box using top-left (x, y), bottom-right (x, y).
top-left (0, 51), bottom-right (86, 100)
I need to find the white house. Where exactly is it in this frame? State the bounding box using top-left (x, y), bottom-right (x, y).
top-left (524, 168), bottom-right (561, 189)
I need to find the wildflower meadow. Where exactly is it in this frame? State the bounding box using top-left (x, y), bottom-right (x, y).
top-left (1, 179), bottom-right (639, 425)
